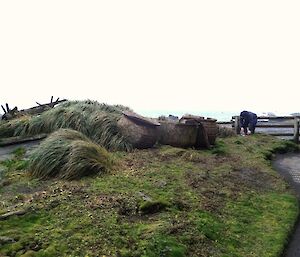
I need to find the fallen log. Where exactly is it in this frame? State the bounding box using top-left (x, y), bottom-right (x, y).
top-left (0, 134), bottom-right (47, 147)
top-left (1, 97), bottom-right (67, 120)
top-left (19, 99), bottom-right (67, 116)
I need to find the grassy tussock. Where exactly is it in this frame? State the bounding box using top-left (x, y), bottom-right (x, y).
top-left (0, 100), bottom-right (132, 151)
top-left (0, 116), bottom-right (31, 138)
top-left (29, 129), bottom-right (113, 180)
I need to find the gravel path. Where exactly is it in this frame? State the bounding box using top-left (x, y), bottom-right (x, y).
top-left (273, 153), bottom-right (300, 257)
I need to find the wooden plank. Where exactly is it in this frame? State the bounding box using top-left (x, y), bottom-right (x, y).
top-left (217, 121), bottom-right (232, 125)
top-left (258, 116), bottom-right (295, 120)
top-left (256, 124), bottom-right (294, 128)
top-left (232, 116), bottom-right (295, 120)
top-left (294, 118), bottom-right (299, 143)
top-left (5, 103), bottom-right (10, 112)
top-left (262, 133), bottom-right (294, 137)
top-left (19, 99), bottom-right (67, 114)
top-left (234, 116), bottom-right (240, 134)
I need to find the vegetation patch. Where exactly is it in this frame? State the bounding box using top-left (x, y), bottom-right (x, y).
top-left (139, 200), bottom-right (170, 215)
top-left (271, 140), bottom-right (299, 154)
top-left (0, 134), bottom-right (299, 256)
top-left (29, 129), bottom-right (113, 180)
top-left (0, 100), bottom-right (133, 151)
top-left (210, 140), bottom-right (228, 155)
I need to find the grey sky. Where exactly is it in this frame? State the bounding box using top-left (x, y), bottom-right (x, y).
top-left (1, 1), bottom-right (299, 115)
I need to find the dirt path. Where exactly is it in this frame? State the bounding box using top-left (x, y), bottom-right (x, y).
top-left (273, 153), bottom-right (300, 257)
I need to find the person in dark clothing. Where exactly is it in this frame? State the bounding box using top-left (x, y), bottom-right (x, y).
top-left (240, 111), bottom-right (257, 135)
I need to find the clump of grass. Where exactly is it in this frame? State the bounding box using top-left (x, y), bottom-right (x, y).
top-left (139, 200), bottom-right (170, 215)
top-left (261, 150), bottom-right (274, 160)
top-left (259, 140), bottom-right (299, 160)
top-left (1, 159), bottom-right (29, 171)
top-left (0, 100), bottom-right (132, 151)
top-left (29, 129), bottom-right (113, 180)
top-left (271, 140), bottom-right (299, 154)
top-left (11, 147), bottom-right (26, 159)
top-left (0, 116), bottom-right (31, 138)
top-left (210, 140), bottom-right (228, 155)
top-left (0, 147), bottom-right (28, 172)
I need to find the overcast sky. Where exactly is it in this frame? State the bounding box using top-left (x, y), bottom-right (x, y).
top-left (0, 1), bottom-right (299, 116)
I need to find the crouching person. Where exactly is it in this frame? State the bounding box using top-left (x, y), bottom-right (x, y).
top-left (240, 111), bottom-right (257, 135)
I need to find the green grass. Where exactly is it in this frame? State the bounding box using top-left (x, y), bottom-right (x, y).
top-left (220, 193), bottom-right (298, 257)
top-left (11, 147), bottom-right (26, 159)
top-left (28, 129), bottom-right (113, 180)
top-left (1, 159), bottom-right (29, 171)
top-left (0, 134), bottom-right (298, 256)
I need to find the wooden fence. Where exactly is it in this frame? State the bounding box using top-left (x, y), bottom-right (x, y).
top-left (218, 116), bottom-right (300, 143)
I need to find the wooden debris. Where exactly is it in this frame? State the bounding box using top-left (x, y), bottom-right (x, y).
top-left (0, 134), bottom-right (47, 147)
top-left (1, 96), bottom-right (67, 120)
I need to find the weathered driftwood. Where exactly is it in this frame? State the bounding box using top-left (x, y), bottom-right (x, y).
top-left (158, 121), bottom-right (198, 148)
top-left (0, 134), bottom-right (47, 147)
top-left (1, 104), bottom-right (18, 120)
top-left (1, 97), bottom-right (67, 120)
top-left (18, 98), bottom-right (67, 116)
top-left (117, 112), bottom-right (160, 149)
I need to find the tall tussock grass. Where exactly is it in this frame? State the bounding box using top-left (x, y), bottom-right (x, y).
top-left (29, 129), bottom-right (113, 180)
top-left (0, 116), bottom-right (31, 138)
top-left (0, 100), bottom-right (132, 151)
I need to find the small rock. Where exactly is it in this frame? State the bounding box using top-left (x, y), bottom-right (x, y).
top-left (156, 180), bottom-right (167, 188)
top-left (138, 192), bottom-right (152, 201)
top-left (0, 236), bottom-right (16, 245)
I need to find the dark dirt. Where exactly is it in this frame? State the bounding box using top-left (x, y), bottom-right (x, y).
top-left (273, 153), bottom-right (300, 257)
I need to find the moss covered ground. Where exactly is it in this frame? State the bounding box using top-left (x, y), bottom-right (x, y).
top-left (0, 134), bottom-right (299, 257)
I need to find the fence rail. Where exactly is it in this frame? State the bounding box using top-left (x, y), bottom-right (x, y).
top-left (217, 116), bottom-right (300, 143)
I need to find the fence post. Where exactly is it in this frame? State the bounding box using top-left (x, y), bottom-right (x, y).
top-left (234, 116), bottom-right (240, 135)
top-left (294, 117), bottom-right (299, 144)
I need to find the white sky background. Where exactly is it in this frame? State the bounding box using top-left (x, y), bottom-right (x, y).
top-left (0, 1), bottom-right (299, 116)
